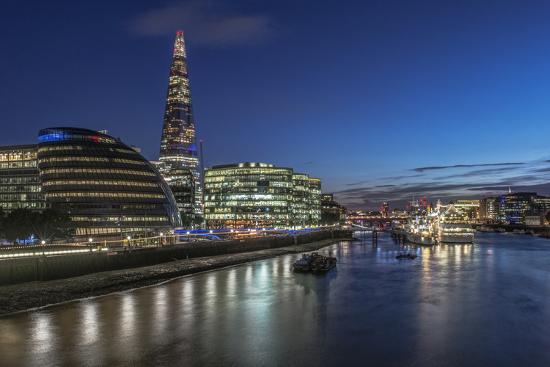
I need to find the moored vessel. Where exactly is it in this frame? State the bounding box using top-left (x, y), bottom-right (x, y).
top-left (437, 223), bottom-right (475, 243)
top-left (293, 253), bottom-right (336, 273)
top-left (434, 203), bottom-right (475, 244)
top-left (404, 215), bottom-right (436, 245)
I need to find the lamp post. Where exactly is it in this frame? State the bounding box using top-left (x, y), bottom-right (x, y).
top-left (88, 237), bottom-right (93, 252)
top-left (159, 232), bottom-right (164, 246)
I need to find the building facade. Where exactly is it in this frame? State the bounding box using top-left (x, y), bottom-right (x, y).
top-left (0, 145), bottom-right (47, 212)
top-left (37, 127), bottom-right (181, 237)
top-left (479, 197), bottom-right (499, 222)
top-left (153, 162), bottom-right (195, 222)
top-left (498, 192), bottom-right (537, 225)
top-left (321, 193), bottom-right (346, 225)
top-left (204, 162), bottom-right (321, 228)
top-left (158, 31), bottom-right (202, 218)
top-left (292, 173), bottom-right (321, 227)
top-left (453, 200), bottom-right (480, 221)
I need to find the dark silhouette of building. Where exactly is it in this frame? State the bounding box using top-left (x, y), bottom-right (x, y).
top-left (321, 193), bottom-right (346, 225)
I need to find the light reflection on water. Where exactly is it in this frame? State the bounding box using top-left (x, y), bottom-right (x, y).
top-left (2, 233), bottom-right (550, 366)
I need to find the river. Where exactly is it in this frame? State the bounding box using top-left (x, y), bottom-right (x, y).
top-left (1, 232), bottom-right (550, 366)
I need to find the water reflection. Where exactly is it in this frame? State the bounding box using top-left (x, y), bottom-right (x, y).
top-left (2, 233), bottom-right (550, 366)
top-left (79, 302), bottom-right (98, 346)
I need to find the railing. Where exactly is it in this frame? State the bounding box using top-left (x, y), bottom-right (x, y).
top-left (0, 226), bottom-right (338, 260)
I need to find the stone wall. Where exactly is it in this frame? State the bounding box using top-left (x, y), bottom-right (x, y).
top-left (0, 230), bottom-right (351, 285)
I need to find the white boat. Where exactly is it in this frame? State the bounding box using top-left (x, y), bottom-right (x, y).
top-left (405, 216), bottom-right (436, 245)
top-left (435, 204), bottom-right (475, 244)
top-left (406, 231), bottom-right (436, 245)
top-left (437, 223), bottom-right (475, 244)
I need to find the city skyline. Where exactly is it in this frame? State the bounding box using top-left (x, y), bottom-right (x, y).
top-left (2, 0), bottom-right (550, 209)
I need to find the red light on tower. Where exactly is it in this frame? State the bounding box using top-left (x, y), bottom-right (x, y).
top-left (419, 197), bottom-right (428, 209)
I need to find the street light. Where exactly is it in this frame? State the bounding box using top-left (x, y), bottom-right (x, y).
top-left (88, 238), bottom-right (93, 243)
top-left (41, 240), bottom-right (46, 245)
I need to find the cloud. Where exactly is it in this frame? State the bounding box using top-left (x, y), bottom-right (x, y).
top-left (346, 180), bottom-right (370, 186)
top-left (335, 172), bottom-right (550, 210)
top-left (437, 166), bottom-right (524, 180)
top-left (339, 158), bottom-right (550, 210)
top-left (412, 162), bottom-right (524, 173)
top-left (129, 1), bottom-right (274, 46)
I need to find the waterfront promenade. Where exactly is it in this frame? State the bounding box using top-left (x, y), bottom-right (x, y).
top-left (2, 232), bottom-right (550, 366)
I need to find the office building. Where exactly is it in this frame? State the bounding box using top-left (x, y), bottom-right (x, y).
top-left (292, 173), bottom-right (321, 227)
top-left (37, 127), bottom-right (181, 237)
top-left (453, 199), bottom-right (480, 221)
top-left (0, 145), bottom-right (47, 212)
top-left (203, 162), bottom-right (321, 228)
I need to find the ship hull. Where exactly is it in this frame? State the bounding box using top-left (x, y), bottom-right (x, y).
top-left (405, 233), bottom-right (436, 246)
top-left (438, 234), bottom-right (474, 244)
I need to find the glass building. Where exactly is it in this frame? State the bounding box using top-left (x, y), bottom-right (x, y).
top-left (37, 127), bottom-right (181, 237)
top-left (204, 162), bottom-right (321, 228)
top-left (292, 174), bottom-right (321, 227)
top-left (159, 31), bottom-right (203, 218)
top-left (0, 145), bottom-right (47, 212)
top-left (153, 161), bottom-right (195, 220)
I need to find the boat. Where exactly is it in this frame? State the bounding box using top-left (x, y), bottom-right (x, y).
top-left (434, 204), bottom-right (475, 244)
top-left (406, 231), bottom-right (436, 245)
top-left (404, 215), bottom-right (436, 245)
top-left (293, 252), bottom-right (337, 273)
top-left (477, 226), bottom-right (493, 232)
top-left (292, 253), bottom-right (320, 272)
top-left (396, 253), bottom-right (417, 260)
top-left (311, 256), bottom-right (337, 273)
top-left (437, 223), bottom-right (475, 244)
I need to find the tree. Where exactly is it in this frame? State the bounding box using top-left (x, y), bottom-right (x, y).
top-left (32, 209), bottom-right (72, 242)
top-left (0, 208), bottom-right (5, 239)
top-left (180, 212), bottom-right (193, 228)
top-left (2, 209), bottom-right (35, 244)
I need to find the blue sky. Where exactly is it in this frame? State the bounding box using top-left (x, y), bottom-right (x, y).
top-left (1, 0), bottom-right (550, 208)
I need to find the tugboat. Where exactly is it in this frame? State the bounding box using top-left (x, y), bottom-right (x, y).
top-left (396, 253), bottom-right (417, 260)
top-left (293, 252), bottom-right (336, 273)
top-left (311, 255), bottom-right (337, 273)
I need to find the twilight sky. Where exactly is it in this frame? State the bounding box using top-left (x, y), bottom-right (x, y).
top-left (2, 0), bottom-right (550, 209)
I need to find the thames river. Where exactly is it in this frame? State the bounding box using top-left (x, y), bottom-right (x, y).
top-left (1, 233), bottom-right (550, 366)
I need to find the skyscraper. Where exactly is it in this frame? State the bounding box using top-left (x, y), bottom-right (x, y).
top-left (159, 31), bottom-right (202, 218)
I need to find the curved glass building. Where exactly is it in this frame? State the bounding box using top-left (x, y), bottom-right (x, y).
top-left (37, 127), bottom-right (181, 237)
